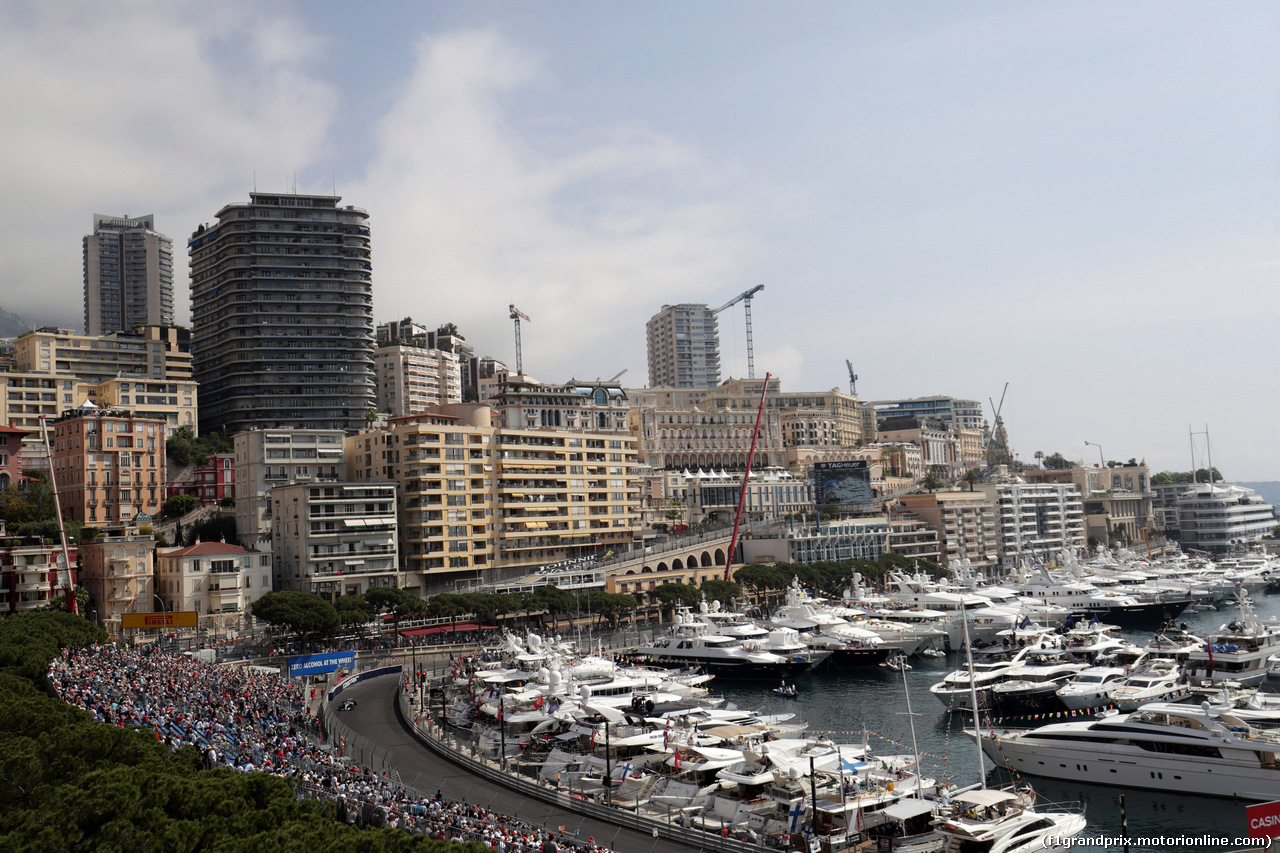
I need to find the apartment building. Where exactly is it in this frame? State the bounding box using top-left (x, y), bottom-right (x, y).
top-left (347, 403), bottom-right (640, 590)
top-left (629, 377), bottom-right (785, 473)
top-left (83, 214), bottom-right (174, 335)
top-left (877, 416), bottom-right (959, 477)
top-left (374, 342), bottom-right (461, 415)
top-left (347, 407), bottom-right (495, 589)
top-left (1024, 464), bottom-right (1154, 547)
top-left (0, 531), bottom-right (72, 616)
top-left (188, 192), bottom-right (375, 434)
top-left (979, 481), bottom-right (1086, 566)
top-left (871, 396), bottom-right (985, 432)
top-left (490, 378), bottom-right (631, 433)
top-left (270, 482), bottom-right (399, 600)
top-left (646, 303), bottom-right (721, 389)
top-left (0, 425), bottom-right (29, 490)
top-left (234, 428), bottom-right (345, 549)
top-left (156, 540), bottom-right (270, 630)
top-left (7, 326), bottom-right (197, 435)
top-left (79, 531), bottom-right (156, 635)
top-left (743, 516), bottom-right (890, 565)
top-left (168, 453), bottom-right (235, 506)
top-left (774, 388), bottom-right (863, 448)
top-left (49, 406), bottom-right (166, 526)
top-left (897, 491), bottom-right (1000, 570)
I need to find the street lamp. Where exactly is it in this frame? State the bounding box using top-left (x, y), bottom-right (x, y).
top-left (1083, 441), bottom-right (1105, 469)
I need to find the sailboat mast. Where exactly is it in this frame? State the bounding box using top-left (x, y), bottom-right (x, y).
top-left (961, 603), bottom-right (985, 781)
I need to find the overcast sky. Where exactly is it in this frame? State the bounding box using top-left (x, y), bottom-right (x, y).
top-left (4, 1), bottom-right (1279, 478)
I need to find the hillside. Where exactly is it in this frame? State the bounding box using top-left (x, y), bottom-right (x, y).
top-left (0, 305), bottom-right (33, 337)
top-left (1239, 481), bottom-right (1280, 509)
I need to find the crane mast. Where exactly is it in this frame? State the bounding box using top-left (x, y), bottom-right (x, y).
top-left (715, 283), bottom-right (765, 379)
top-left (508, 304), bottom-right (531, 375)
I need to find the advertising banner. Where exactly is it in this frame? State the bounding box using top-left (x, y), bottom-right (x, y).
top-left (288, 650), bottom-right (355, 678)
top-left (121, 611), bottom-right (198, 629)
top-left (1248, 800), bottom-right (1280, 839)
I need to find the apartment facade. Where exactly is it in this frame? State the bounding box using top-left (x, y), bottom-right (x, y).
top-left (188, 193), bottom-right (375, 434)
top-left (629, 378), bottom-right (786, 473)
top-left (897, 491), bottom-right (1000, 570)
top-left (9, 326), bottom-right (197, 435)
top-left (774, 388), bottom-right (863, 448)
top-left (743, 516), bottom-right (890, 565)
top-left (871, 396), bottom-right (985, 432)
top-left (0, 425), bottom-right (29, 490)
top-left (79, 531), bottom-right (156, 635)
top-left (646, 303), bottom-right (720, 389)
top-left (83, 214), bottom-right (174, 335)
top-left (270, 482), bottom-right (399, 600)
top-left (374, 343), bottom-right (461, 415)
top-left (49, 407), bottom-right (166, 526)
top-left (979, 481), bottom-right (1086, 566)
top-left (234, 428), bottom-right (345, 549)
top-left (347, 404), bottom-right (641, 591)
top-left (0, 532), bottom-right (72, 616)
top-left (156, 540), bottom-right (270, 630)
top-left (1023, 464), bottom-right (1154, 547)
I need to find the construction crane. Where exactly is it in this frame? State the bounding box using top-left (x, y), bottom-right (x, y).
top-left (715, 284), bottom-right (765, 379)
top-left (985, 382), bottom-right (1010, 465)
top-left (508, 304), bottom-right (530, 375)
top-left (845, 360), bottom-right (858, 396)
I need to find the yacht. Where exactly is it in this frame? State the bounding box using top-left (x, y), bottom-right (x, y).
top-left (1183, 594), bottom-right (1280, 687)
top-left (636, 633), bottom-right (812, 679)
top-left (1108, 660), bottom-right (1190, 712)
top-left (979, 702), bottom-right (1280, 799)
top-left (933, 788), bottom-right (1086, 853)
top-left (1054, 665), bottom-right (1129, 712)
top-left (929, 646), bottom-right (1035, 712)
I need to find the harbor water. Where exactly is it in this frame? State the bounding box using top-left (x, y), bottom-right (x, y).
top-left (709, 596), bottom-right (1280, 853)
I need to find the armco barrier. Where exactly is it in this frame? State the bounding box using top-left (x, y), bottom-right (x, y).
top-left (394, 679), bottom-right (764, 853)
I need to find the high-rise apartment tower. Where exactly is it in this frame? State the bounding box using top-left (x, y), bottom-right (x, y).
top-left (645, 304), bottom-right (720, 388)
top-left (83, 214), bottom-right (174, 335)
top-left (188, 193), bottom-right (375, 434)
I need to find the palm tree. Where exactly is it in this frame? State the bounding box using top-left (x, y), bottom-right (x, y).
top-left (962, 469), bottom-right (981, 491)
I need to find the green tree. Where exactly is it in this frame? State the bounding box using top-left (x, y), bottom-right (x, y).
top-left (333, 594), bottom-right (374, 627)
top-left (189, 516), bottom-right (237, 546)
top-left (530, 585), bottom-right (577, 632)
top-left (922, 472), bottom-right (944, 492)
top-left (651, 582), bottom-right (702, 617)
top-left (962, 469), bottom-right (981, 491)
top-left (1042, 452), bottom-right (1074, 470)
top-left (364, 586), bottom-right (428, 629)
top-left (699, 578), bottom-right (741, 608)
top-left (162, 493), bottom-right (199, 518)
top-left (250, 591), bottom-right (340, 636)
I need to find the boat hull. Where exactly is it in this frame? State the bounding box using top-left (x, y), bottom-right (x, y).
top-left (979, 732), bottom-right (1280, 801)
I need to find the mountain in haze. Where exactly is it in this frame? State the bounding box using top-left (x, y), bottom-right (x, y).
top-left (0, 305), bottom-right (34, 337)
top-left (1239, 482), bottom-right (1280, 509)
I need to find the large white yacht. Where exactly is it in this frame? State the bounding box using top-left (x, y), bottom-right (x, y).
top-left (1183, 594), bottom-right (1280, 687)
top-left (979, 702), bottom-right (1280, 800)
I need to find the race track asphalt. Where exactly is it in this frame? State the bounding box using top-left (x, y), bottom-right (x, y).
top-left (335, 673), bottom-right (701, 852)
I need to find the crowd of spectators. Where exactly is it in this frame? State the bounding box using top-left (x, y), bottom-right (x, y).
top-left (48, 643), bottom-right (614, 853)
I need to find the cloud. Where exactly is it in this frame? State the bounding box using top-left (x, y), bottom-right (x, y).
top-left (0, 2), bottom-right (336, 322)
top-left (354, 29), bottom-right (753, 380)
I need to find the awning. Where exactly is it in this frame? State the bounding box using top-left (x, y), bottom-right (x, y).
top-left (398, 622), bottom-right (498, 637)
top-left (882, 799), bottom-right (936, 821)
top-left (955, 790), bottom-right (1019, 807)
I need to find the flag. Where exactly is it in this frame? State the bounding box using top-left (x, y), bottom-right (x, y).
top-left (590, 729), bottom-right (596, 748)
top-left (673, 751), bottom-right (680, 770)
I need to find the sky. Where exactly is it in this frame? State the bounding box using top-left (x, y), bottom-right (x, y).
top-left (3, 1), bottom-right (1279, 478)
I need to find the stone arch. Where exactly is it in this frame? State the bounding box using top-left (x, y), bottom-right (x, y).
top-left (713, 548), bottom-right (726, 566)
top-left (656, 562), bottom-right (669, 573)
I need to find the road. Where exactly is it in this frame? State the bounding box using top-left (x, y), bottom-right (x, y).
top-left (336, 674), bottom-right (700, 852)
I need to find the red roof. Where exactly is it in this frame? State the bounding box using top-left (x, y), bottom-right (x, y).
top-left (160, 541), bottom-right (255, 557)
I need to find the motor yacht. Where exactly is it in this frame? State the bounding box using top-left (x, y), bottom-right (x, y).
top-left (979, 702), bottom-right (1280, 800)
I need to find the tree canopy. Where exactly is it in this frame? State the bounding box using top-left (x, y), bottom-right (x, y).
top-left (0, 610), bottom-right (478, 852)
top-left (250, 591), bottom-right (340, 636)
top-left (165, 426), bottom-right (233, 468)
top-left (1152, 468), bottom-right (1224, 485)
